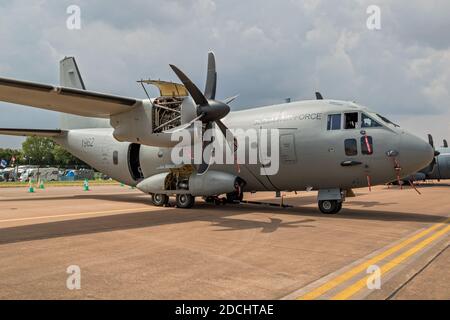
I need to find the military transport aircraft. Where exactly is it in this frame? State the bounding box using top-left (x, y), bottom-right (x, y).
top-left (0, 53), bottom-right (434, 214)
top-left (402, 135), bottom-right (450, 182)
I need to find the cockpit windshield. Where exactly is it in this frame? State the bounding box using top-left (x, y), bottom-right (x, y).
top-left (361, 113), bottom-right (382, 128)
top-left (376, 114), bottom-right (400, 127)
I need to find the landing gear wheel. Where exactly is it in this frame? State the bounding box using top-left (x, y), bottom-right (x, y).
top-left (176, 194), bottom-right (195, 209)
top-left (335, 202), bottom-right (342, 213)
top-left (151, 193), bottom-right (169, 207)
top-left (318, 200), bottom-right (342, 214)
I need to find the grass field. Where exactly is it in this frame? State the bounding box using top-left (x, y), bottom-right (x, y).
top-left (0, 180), bottom-right (121, 188)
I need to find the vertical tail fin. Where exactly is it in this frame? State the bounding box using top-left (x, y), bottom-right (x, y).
top-left (60, 57), bottom-right (86, 90)
top-left (59, 57), bottom-right (110, 129)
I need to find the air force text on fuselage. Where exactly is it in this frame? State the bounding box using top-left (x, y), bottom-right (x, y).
top-left (254, 112), bottom-right (323, 126)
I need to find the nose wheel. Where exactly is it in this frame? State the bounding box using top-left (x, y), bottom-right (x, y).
top-left (318, 200), bottom-right (342, 214)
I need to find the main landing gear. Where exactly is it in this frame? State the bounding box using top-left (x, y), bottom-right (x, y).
top-left (175, 194), bottom-right (195, 209)
top-left (317, 189), bottom-right (345, 214)
top-left (151, 193), bottom-right (169, 206)
top-left (150, 193), bottom-right (196, 208)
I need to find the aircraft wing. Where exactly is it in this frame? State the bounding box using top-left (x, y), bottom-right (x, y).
top-left (0, 77), bottom-right (140, 118)
top-left (0, 128), bottom-right (64, 137)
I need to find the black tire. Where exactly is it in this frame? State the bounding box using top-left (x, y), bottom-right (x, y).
top-left (176, 194), bottom-right (195, 209)
top-left (318, 200), bottom-right (341, 214)
top-left (151, 193), bottom-right (169, 207)
top-left (334, 202), bottom-right (342, 214)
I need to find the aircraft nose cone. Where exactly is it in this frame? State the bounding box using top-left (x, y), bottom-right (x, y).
top-left (398, 133), bottom-right (434, 175)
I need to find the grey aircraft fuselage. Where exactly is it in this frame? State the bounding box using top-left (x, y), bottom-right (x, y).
top-left (54, 99), bottom-right (433, 193)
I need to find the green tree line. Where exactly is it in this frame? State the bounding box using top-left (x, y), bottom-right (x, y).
top-left (0, 137), bottom-right (85, 167)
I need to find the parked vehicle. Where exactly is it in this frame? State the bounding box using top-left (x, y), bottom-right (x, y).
top-left (60, 168), bottom-right (95, 181)
top-left (20, 167), bottom-right (60, 182)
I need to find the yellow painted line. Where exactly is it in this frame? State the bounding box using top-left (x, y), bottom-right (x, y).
top-left (0, 207), bottom-right (155, 223)
top-left (332, 224), bottom-right (450, 300)
top-left (298, 217), bottom-right (450, 300)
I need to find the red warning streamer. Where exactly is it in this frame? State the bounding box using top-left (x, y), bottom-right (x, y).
top-left (364, 135), bottom-right (372, 154)
top-left (366, 175), bottom-right (372, 192)
top-left (393, 157), bottom-right (403, 190)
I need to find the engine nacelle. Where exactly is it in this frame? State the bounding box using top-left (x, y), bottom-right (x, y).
top-left (111, 97), bottom-right (198, 148)
top-left (136, 170), bottom-right (242, 197)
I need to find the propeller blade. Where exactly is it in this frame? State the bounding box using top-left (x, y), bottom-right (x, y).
top-left (428, 134), bottom-right (435, 149)
top-left (223, 94), bottom-right (239, 105)
top-left (204, 51), bottom-right (217, 100)
top-left (169, 64), bottom-right (208, 106)
top-left (197, 122), bottom-right (214, 175)
top-left (215, 119), bottom-right (237, 153)
top-left (315, 92), bottom-right (324, 100)
top-left (215, 119), bottom-right (234, 141)
top-left (443, 139), bottom-right (448, 148)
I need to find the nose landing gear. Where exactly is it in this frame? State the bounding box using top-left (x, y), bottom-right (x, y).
top-left (317, 189), bottom-right (345, 214)
top-left (318, 200), bottom-right (342, 214)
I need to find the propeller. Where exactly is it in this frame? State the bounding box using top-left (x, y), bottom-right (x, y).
top-left (169, 52), bottom-right (237, 174)
top-left (426, 134), bottom-right (441, 174)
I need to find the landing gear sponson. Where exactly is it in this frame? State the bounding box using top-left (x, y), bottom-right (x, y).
top-left (150, 188), bottom-right (345, 214)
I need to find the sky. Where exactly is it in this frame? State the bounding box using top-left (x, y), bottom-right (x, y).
top-left (0, 0), bottom-right (449, 148)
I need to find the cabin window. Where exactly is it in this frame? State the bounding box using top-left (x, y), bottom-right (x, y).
top-left (361, 136), bottom-right (374, 155)
top-left (345, 139), bottom-right (358, 156)
top-left (345, 112), bottom-right (359, 129)
top-left (327, 114), bottom-right (341, 130)
top-left (113, 151), bottom-right (119, 165)
top-left (361, 114), bottom-right (382, 128)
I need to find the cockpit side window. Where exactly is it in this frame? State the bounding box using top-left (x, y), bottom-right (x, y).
top-left (361, 113), bottom-right (382, 128)
top-left (327, 114), bottom-right (341, 130)
top-left (345, 139), bottom-right (358, 156)
top-left (345, 112), bottom-right (359, 129)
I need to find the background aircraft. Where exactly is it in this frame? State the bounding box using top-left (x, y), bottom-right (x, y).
top-left (401, 135), bottom-right (450, 182)
top-left (0, 54), bottom-right (434, 214)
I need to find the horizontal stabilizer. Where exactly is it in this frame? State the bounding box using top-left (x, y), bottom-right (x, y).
top-left (0, 77), bottom-right (140, 118)
top-left (0, 128), bottom-right (64, 137)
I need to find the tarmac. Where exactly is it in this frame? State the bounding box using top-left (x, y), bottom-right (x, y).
top-left (0, 182), bottom-right (448, 299)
